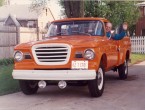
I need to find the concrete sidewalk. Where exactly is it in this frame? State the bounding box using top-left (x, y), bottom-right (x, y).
top-left (135, 61), bottom-right (145, 65)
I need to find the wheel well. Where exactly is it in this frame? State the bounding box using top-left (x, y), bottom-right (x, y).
top-left (101, 54), bottom-right (107, 69)
top-left (126, 50), bottom-right (130, 60)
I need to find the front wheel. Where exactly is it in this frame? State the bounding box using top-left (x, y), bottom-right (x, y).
top-left (88, 64), bottom-right (105, 97)
top-left (19, 80), bottom-right (38, 95)
top-left (118, 59), bottom-right (128, 80)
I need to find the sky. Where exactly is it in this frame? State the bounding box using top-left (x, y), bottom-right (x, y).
top-left (9, 0), bottom-right (62, 19)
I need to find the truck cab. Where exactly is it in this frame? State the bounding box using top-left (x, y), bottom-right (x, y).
top-left (12, 18), bottom-right (131, 97)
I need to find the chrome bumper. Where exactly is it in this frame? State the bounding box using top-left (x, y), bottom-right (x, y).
top-left (12, 70), bottom-right (96, 80)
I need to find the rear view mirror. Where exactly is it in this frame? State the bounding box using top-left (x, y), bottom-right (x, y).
top-left (108, 30), bottom-right (114, 40)
top-left (111, 30), bottom-right (114, 34)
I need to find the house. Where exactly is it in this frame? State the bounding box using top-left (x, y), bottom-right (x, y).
top-left (136, 2), bottom-right (145, 36)
top-left (0, 4), bottom-right (55, 29)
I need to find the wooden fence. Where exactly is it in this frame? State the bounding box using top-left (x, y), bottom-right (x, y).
top-left (131, 36), bottom-right (145, 54)
top-left (0, 26), bottom-right (43, 59)
top-left (0, 26), bottom-right (17, 59)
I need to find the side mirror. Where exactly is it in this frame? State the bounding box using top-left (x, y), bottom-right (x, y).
top-left (111, 30), bottom-right (114, 34)
top-left (114, 25), bottom-right (120, 34)
top-left (108, 30), bottom-right (115, 40)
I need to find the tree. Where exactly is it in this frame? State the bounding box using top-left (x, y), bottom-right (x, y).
top-left (84, 1), bottom-right (105, 17)
top-left (31, 0), bottom-right (140, 35)
top-left (59, 0), bottom-right (84, 18)
top-left (30, 0), bottom-right (49, 15)
top-left (30, 0), bottom-right (84, 18)
top-left (84, 1), bottom-right (141, 35)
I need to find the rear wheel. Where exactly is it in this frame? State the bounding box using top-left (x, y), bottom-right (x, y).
top-left (19, 80), bottom-right (38, 95)
top-left (118, 59), bottom-right (128, 80)
top-left (88, 63), bottom-right (105, 97)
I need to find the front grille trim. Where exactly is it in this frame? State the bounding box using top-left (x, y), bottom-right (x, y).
top-left (32, 43), bottom-right (71, 65)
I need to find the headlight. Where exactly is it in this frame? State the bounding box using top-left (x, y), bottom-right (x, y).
top-left (84, 49), bottom-right (95, 60)
top-left (14, 51), bottom-right (24, 62)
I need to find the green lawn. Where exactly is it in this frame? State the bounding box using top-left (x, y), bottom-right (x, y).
top-left (130, 53), bottom-right (145, 65)
top-left (0, 64), bottom-right (20, 96)
top-left (0, 54), bottom-right (145, 96)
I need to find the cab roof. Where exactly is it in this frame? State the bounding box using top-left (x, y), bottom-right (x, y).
top-left (52, 17), bottom-right (109, 23)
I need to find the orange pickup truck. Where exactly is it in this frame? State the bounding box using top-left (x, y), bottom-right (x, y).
top-left (12, 18), bottom-right (131, 97)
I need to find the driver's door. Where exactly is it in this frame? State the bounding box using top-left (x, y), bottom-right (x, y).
top-left (106, 38), bottom-right (118, 68)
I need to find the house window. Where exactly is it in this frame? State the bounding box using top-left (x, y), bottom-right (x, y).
top-left (27, 21), bottom-right (34, 28)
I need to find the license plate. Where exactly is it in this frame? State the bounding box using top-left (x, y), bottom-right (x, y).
top-left (71, 61), bottom-right (88, 70)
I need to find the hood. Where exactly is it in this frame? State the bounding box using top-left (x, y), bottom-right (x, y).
top-left (15, 35), bottom-right (104, 49)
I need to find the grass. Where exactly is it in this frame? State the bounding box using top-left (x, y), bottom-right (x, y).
top-left (0, 58), bottom-right (14, 66)
top-left (0, 54), bottom-right (144, 96)
top-left (0, 64), bottom-right (20, 96)
top-left (130, 53), bottom-right (145, 65)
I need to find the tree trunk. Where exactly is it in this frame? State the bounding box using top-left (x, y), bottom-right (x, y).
top-left (63, 1), bottom-right (84, 18)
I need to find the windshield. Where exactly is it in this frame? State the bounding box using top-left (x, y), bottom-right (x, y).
top-left (46, 20), bottom-right (104, 37)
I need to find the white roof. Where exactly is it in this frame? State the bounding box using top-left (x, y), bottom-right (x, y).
top-left (4, 14), bottom-right (21, 26)
top-left (0, 5), bottom-right (43, 21)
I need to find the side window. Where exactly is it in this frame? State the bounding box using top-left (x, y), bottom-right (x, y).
top-left (95, 21), bottom-right (105, 36)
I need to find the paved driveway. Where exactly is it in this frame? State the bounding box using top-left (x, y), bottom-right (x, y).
top-left (0, 62), bottom-right (145, 110)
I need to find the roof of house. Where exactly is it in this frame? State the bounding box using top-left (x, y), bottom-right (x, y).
top-left (4, 14), bottom-right (21, 26)
top-left (136, 2), bottom-right (145, 6)
top-left (0, 4), bottom-right (43, 21)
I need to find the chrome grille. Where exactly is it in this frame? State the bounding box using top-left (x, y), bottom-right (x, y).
top-left (32, 44), bottom-right (71, 65)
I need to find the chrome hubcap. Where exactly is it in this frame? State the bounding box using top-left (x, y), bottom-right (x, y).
top-left (125, 60), bottom-right (128, 75)
top-left (98, 68), bottom-right (103, 90)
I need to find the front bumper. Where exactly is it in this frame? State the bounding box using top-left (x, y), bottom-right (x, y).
top-left (12, 70), bottom-right (96, 80)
